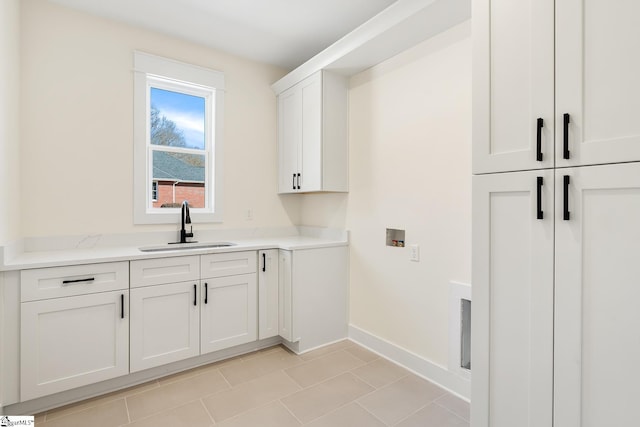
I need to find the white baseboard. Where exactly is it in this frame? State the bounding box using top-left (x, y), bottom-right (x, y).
top-left (348, 324), bottom-right (470, 401)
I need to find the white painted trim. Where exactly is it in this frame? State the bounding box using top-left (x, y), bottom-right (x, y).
top-left (134, 51), bottom-right (225, 90)
top-left (448, 281), bottom-right (471, 381)
top-left (133, 51), bottom-right (224, 224)
top-left (348, 324), bottom-right (470, 401)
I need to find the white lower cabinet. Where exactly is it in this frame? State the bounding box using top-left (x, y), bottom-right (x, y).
top-left (472, 170), bottom-right (554, 427)
top-left (554, 163), bottom-right (640, 427)
top-left (278, 247), bottom-right (348, 353)
top-left (258, 249), bottom-right (279, 340)
top-left (201, 274), bottom-right (257, 354)
top-left (130, 252), bottom-right (258, 371)
top-left (129, 281), bottom-right (200, 372)
top-left (21, 290), bottom-right (129, 401)
top-left (13, 246), bottom-right (348, 405)
top-left (278, 250), bottom-right (294, 342)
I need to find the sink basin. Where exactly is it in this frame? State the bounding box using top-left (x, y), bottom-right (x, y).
top-left (139, 242), bottom-right (236, 252)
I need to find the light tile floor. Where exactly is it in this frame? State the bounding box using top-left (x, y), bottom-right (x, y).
top-left (35, 341), bottom-right (469, 427)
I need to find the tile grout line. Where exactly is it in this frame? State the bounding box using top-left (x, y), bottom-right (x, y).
top-left (123, 396), bottom-right (131, 425)
top-left (389, 401), bottom-right (433, 427)
top-left (354, 401), bottom-right (393, 427)
top-left (433, 399), bottom-right (470, 423)
top-left (198, 397), bottom-right (217, 425)
top-left (276, 396), bottom-right (305, 426)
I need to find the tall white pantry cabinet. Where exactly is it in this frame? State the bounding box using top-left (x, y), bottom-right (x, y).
top-left (471, 0), bottom-right (640, 426)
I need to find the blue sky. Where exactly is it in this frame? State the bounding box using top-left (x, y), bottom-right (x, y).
top-left (151, 87), bottom-right (206, 150)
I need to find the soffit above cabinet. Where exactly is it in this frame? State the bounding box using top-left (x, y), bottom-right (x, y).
top-left (272, 0), bottom-right (471, 94)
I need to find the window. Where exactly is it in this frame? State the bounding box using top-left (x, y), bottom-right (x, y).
top-left (133, 51), bottom-right (224, 224)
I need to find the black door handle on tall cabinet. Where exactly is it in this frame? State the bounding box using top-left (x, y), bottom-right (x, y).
top-left (563, 113), bottom-right (571, 159)
top-left (536, 118), bottom-right (544, 161)
top-left (121, 294), bottom-right (125, 319)
top-left (204, 283), bottom-right (208, 304)
top-left (563, 175), bottom-right (570, 220)
top-left (297, 173), bottom-right (301, 190)
top-left (262, 253), bottom-right (266, 272)
top-left (536, 176), bottom-right (544, 220)
top-left (292, 174), bottom-right (296, 190)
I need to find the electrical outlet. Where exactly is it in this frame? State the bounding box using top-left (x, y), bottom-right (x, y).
top-left (246, 209), bottom-right (253, 221)
top-left (410, 244), bottom-right (420, 262)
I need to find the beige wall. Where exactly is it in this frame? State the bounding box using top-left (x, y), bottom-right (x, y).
top-left (300, 23), bottom-right (472, 367)
top-left (19, 0), bottom-right (299, 238)
top-left (0, 0), bottom-right (21, 245)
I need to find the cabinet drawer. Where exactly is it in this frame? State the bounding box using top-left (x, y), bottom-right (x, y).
top-left (201, 251), bottom-right (257, 278)
top-left (130, 255), bottom-right (199, 288)
top-left (21, 262), bottom-right (129, 302)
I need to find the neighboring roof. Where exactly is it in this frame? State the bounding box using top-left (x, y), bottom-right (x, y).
top-left (153, 151), bottom-right (205, 183)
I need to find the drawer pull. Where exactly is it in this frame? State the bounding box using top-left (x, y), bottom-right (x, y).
top-left (563, 175), bottom-right (571, 220)
top-left (536, 176), bottom-right (544, 220)
top-left (536, 118), bottom-right (544, 161)
top-left (563, 113), bottom-right (571, 159)
top-left (62, 277), bottom-right (95, 286)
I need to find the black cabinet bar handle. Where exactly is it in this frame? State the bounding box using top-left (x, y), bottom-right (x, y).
top-left (563, 113), bottom-right (571, 159)
top-left (536, 118), bottom-right (544, 161)
top-left (536, 176), bottom-right (544, 220)
top-left (563, 175), bottom-right (571, 220)
top-left (262, 253), bottom-right (266, 272)
top-left (193, 284), bottom-right (197, 306)
top-left (62, 277), bottom-right (95, 285)
top-left (297, 173), bottom-right (301, 190)
top-left (292, 173), bottom-right (296, 190)
top-left (120, 294), bottom-right (125, 319)
top-left (204, 282), bottom-right (208, 304)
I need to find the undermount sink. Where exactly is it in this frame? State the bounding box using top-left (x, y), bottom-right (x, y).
top-left (139, 242), bottom-right (236, 252)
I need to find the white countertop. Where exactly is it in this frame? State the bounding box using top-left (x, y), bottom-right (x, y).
top-left (1, 228), bottom-right (348, 271)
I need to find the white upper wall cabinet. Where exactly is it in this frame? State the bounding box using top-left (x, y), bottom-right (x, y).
top-left (277, 70), bottom-right (348, 194)
top-left (474, 0), bottom-right (640, 174)
top-left (472, 0), bottom-right (554, 174)
top-left (556, 0), bottom-right (640, 167)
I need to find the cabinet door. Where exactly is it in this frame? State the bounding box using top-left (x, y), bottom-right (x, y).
top-left (201, 273), bottom-right (257, 354)
top-left (21, 291), bottom-right (129, 400)
top-left (554, 163), bottom-right (640, 426)
top-left (130, 282), bottom-right (199, 372)
top-left (278, 250), bottom-right (294, 342)
top-left (258, 249), bottom-right (279, 340)
top-left (278, 85), bottom-right (301, 194)
top-left (472, 0), bottom-right (554, 173)
top-left (471, 170), bottom-right (554, 427)
top-left (299, 72), bottom-right (322, 192)
top-left (556, 0), bottom-right (640, 166)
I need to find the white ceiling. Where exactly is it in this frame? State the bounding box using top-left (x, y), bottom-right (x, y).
top-left (48, 0), bottom-right (398, 70)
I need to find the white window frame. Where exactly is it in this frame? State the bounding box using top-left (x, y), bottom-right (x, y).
top-left (133, 51), bottom-right (224, 224)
